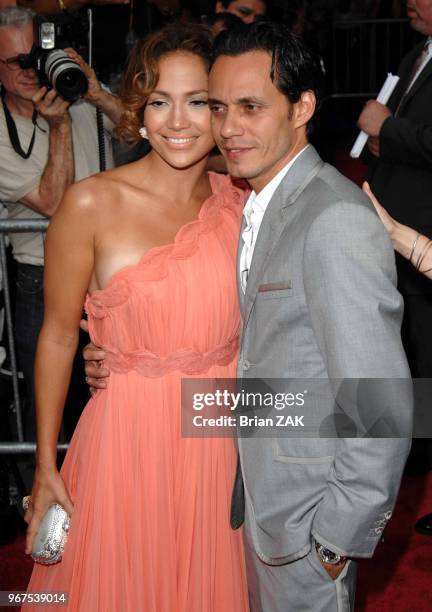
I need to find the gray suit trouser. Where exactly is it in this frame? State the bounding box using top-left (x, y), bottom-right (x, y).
top-left (244, 527), bottom-right (357, 612)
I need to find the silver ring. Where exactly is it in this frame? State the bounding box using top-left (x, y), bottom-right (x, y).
top-left (22, 495), bottom-right (31, 511)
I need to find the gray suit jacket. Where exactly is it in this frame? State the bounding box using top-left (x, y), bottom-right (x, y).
top-left (236, 146), bottom-right (412, 564)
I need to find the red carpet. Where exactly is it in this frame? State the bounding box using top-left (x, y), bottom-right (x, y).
top-left (356, 472), bottom-right (432, 611)
top-left (0, 473), bottom-right (431, 611)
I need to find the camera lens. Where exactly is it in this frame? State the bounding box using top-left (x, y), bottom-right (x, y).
top-left (44, 50), bottom-right (88, 102)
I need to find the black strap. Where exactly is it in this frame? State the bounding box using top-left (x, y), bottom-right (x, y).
top-left (1, 88), bottom-right (38, 160)
top-left (96, 107), bottom-right (106, 172)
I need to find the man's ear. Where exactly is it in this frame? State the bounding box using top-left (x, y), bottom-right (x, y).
top-left (293, 91), bottom-right (316, 129)
top-left (215, 1), bottom-right (224, 14)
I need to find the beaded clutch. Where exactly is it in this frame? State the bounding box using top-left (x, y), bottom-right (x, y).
top-left (23, 497), bottom-right (70, 565)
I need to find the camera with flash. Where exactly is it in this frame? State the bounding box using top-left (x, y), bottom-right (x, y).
top-left (17, 13), bottom-right (90, 102)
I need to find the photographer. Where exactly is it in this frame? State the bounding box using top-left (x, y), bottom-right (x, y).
top-left (0, 5), bottom-right (123, 439)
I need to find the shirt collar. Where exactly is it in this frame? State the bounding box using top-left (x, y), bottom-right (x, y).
top-left (244, 144), bottom-right (310, 218)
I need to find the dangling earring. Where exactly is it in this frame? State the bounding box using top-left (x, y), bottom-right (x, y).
top-left (139, 126), bottom-right (148, 139)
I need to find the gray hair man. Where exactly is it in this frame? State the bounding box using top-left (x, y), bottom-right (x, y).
top-left (0, 6), bottom-right (123, 439)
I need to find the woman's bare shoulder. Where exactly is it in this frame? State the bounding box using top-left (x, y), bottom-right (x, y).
top-left (58, 160), bottom-right (149, 218)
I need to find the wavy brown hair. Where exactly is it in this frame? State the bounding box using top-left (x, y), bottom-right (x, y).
top-left (117, 24), bottom-right (214, 143)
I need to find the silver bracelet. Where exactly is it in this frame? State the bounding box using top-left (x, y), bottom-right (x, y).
top-left (416, 239), bottom-right (432, 272)
top-left (409, 232), bottom-right (421, 264)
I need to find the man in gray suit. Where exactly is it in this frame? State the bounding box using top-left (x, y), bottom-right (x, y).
top-left (207, 22), bottom-right (412, 611)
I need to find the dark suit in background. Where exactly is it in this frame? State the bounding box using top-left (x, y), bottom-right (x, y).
top-left (368, 40), bottom-right (432, 379)
top-left (368, 40), bottom-right (432, 479)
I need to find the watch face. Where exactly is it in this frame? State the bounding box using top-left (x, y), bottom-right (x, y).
top-left (317, 545), bottom-right (341, 565)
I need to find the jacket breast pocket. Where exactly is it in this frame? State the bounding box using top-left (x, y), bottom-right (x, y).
top-left (258, 282), bottom-right (293, 300)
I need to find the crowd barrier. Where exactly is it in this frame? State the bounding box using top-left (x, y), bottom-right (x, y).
top-left (328, 17), bottom-right (422, 99)
top-left (0, 218), bottom-right (67, 455)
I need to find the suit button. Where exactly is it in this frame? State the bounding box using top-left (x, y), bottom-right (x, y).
top-left (243, 360), bottom-right (251, 371)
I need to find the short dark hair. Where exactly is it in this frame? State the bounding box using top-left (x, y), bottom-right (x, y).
top-left (212, 21), bottom-right (323, 110)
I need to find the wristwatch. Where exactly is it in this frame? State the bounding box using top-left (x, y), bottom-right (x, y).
top-left (315, 541), bottom-right (347, 565)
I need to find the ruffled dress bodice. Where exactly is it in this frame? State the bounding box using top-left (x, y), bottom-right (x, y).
top-left (84, 173), bottom-right (245, 377)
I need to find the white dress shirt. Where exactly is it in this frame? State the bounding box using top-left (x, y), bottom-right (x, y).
top-left (406, 36), bottom-right (432, 93)
top-left (240, 145), bottom-right (309, 292)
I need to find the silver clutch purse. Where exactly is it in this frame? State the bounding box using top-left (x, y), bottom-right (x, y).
top-left (23, 497), bottom-right (70, 565)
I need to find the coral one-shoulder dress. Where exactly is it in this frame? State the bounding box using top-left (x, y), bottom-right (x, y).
top-left (25, 173), bottom-right (249, 612)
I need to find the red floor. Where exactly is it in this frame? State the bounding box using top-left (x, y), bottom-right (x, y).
top-left (356, 472), bottom-right (432, 611)
top-left (0, 473), bottom-right (431, 611)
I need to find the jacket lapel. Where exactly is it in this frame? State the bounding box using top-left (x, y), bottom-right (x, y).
top-left (388, 41), bottom-right (423, 111)
top-left (391, 39), bottom-right (432, 114)
top-left (398, 56), bottom-right (432, 114)
top-left (241, 146), bottom-right (323, 327)
top-left (236, 214), bottom-right (247, 313)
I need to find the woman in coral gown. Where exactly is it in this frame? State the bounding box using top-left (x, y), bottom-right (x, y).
top-left (23, 24), bottom-right (248, 611)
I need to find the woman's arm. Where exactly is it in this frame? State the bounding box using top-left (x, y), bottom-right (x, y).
top-left (25, 180), bottom-right (98, 554)
top-left (363, 182), bottom-right (432, 280)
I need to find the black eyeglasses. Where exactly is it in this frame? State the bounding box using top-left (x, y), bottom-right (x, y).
top-left (0, 51), bottom-right (34, 71)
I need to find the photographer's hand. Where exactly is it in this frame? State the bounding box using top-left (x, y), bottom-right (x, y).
top-left (65, 48), bottom-right (102, 105)
top-left (33, 86), bottom-right (71, 128)
top-left (65, 48), bottom-right (125, 125)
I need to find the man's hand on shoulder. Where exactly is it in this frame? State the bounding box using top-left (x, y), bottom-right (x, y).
top-left (32, 86), bottom-right (71, 129)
